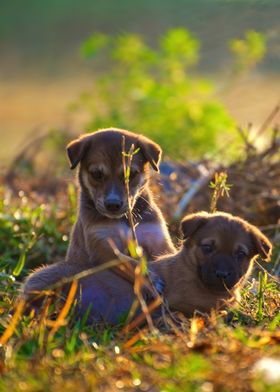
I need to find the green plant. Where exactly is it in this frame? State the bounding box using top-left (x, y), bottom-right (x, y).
top-left (209, 171), bottom-right (232, 213)
top-left (230, 30), bottom-right (266, 74)
top-left (74, 28), bottom-right (236, 159)
top-left (256, 271), bottom-right (268, 322)
top-left (0, 182), bottom-right (279, 391)
top-left (0, 187), bottom-right (70, 279)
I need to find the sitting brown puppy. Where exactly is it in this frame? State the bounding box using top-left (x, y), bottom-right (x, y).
top-left (70, 211), bottom-right (272, 324)
top-left (23, 128), bottom-right (175, 296)
top-left (151, 211), bottom-right (272, 315)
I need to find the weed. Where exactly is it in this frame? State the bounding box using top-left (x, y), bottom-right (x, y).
top-left (0, 176), bottom-right (279, 391)
top-left (209, 171), bottom-right (232, 213)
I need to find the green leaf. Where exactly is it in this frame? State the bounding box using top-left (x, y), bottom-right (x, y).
top-left (13, 252), bottom-right (26, 276)
top-left (80, 34), bottom-right (109, 59)
top-left (229, 30), bottom-right (266, 72)
top-left (160, 28), bottom-right (199, 65)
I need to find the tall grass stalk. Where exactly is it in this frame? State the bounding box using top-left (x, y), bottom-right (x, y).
top-left (256, 271), bottom-right (267, 322)
top-left (209, 172), bottom-right (232, 213)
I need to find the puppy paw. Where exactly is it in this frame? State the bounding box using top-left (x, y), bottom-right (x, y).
top-left (141, 271), bottom-right (165, 304)
top-left (150, 273), bottom-right (165, 295)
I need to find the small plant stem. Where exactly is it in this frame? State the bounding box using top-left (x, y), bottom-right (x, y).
top-left (256, 271), bottom-right (264, 322)
top-left (122, 136), bottom-right (138, 245)
top-left (121, 136), bottom-right (155, 332)
top-left (256, 271), bottom-right (268, 323)
top-left (209, 171), bottom-right (232, 213)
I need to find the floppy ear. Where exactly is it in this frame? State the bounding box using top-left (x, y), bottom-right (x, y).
top-left (138, 135), bottom-right (162, 172)
top-left (250, 226), bottom-right (272, 262)
top-left (66, 135), bottom-right (90, 170)
top-left (180, 212), bottom-right (209, 240)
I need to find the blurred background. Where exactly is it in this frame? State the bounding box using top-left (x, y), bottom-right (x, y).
top-left (1, 0), bottom-right (280, 166)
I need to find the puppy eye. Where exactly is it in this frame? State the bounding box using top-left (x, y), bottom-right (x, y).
top-left (236, 249), bottom-right (247, 259)
top-left (200, 244), bottom-right (214, 254)
top-left (91, 170), bottom-right (104, 181)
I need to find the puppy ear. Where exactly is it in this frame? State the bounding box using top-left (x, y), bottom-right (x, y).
top-left (66, 136), bottom-right (89, 170)
top-left (180, 212), bottom-right (209, 240)
top-left (138, 135), bottom-right (162, 172)
top-left (250, 226), bottom-right (272, 262)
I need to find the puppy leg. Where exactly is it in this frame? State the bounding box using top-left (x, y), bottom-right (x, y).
top-left (83, 227), bottom-right (165, 294)
top-left (80, 225), bottom-right (137, 282)
top-left (22, 261), bottom-right (85, 298)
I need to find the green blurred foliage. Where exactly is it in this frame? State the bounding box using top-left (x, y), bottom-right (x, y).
top-left (230, 30), bottom-right (266, 73)
top-left (75, 28), bottom-right (237, 159)
top-left (0, 186), bottom-right (74, 284)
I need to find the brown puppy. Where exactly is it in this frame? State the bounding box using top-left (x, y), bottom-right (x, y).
top-left (23, 128), bottom-right (175, 296)
top-left (68, 211), bottom-right (272, 324)
top-left (151, 211), bottom-right (272, 315)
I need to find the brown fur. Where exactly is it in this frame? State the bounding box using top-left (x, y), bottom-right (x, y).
top-left (61, 211), bottom-right (273, 325)
top-left (23, 128), bottom-right (175, 296)
top-left (151, 211), bottom-right (272, 315)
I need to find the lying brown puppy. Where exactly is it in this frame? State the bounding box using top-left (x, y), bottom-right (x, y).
top-left (73, 211), bottom-right (272, 323)
top-left (151, 211), bottom-right (272, 315)
top-left (23, 128), bottom-right (175, 296)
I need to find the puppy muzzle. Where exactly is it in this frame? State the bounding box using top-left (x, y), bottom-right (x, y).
top-left (199, 264), bottom-right (238, 293)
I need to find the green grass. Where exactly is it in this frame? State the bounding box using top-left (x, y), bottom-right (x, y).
top-left (0, 182), bottom-right (279, 392)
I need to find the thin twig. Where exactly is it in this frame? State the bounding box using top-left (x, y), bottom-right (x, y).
top-left (23, 258), bottom-right (133, 297)
top-left (0, 298), bottom-right (26, 346)
top-left (122, 136), bottom-right (138, 245)
top-left (252, 104), bottom-right (280, 142)
top-left (255, 259), bottom-right (280, 284)
top-left (173, 168), bottom-right (215, 220)
top-left (121, 136), bottom-right (156, 333)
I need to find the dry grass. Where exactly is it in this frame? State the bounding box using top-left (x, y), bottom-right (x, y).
top-left (0, 160), bottom-right (279, 391)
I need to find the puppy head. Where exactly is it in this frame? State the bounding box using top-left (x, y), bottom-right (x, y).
top-left (66, 128), bottom-right (161, 218)
top-left (181, 211), bottom-right (272, 292)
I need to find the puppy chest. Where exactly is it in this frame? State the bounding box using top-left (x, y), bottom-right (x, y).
top-left (136, 222), bottom-right (168, 257)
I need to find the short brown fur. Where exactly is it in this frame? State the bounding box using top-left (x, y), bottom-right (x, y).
top-left (65, 211), bottom-right (272, 324)
top-left (23, 128), bottom-right (175, 296)
top-left (151, 211), bottom-right (272, 315)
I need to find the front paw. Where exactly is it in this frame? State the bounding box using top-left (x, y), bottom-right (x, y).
top-left (150, 271), bottom-right (165, 295)
top-left (142, 271), bottom-right (165, 303)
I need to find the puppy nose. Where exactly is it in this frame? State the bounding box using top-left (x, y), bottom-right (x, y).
top-left (104, 198), bottom-right (123, 213)
top-left (215, 270), bottom-right (230, 279)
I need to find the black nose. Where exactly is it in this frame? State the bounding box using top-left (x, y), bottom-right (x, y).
top-left (104, 198), bottom-right (123, 213)
top-left (215, 270), bottom-right (230, 279)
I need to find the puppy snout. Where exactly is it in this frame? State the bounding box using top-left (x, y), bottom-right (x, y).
top-left (104, 198), bottom-right (123, 213)
top-left (215, 270), bottom-right (230, 279)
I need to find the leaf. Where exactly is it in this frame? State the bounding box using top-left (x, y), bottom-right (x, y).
top-left (13, 252), bottom-right (26, 277)
top-left (132, 147), bottom-right (140, 155)
top-left (160, 28), bottom-right (199, 65)
top-left (80, 34), bottom-right (109, 59)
